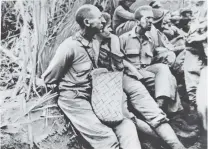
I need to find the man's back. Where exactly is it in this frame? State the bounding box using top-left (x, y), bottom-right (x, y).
top-left (42, 32), bottom-right (96, 91)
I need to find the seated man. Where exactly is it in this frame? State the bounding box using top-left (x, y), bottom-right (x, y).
top-left (42, 5), bottom-right (141, 149)
top-left (196, 66), bottom-right (207, 131)
top-left (151, 8), bottom-right (188, 82)
top-left (178, 8), bottom-right (193, 33)
top-left (174, 1), bottom-right (207, 107)
top-left (152, 8), bottom-right (187, 56)
top-left (148, 26), bottom-right (176, 68)
top-left (170, 10), bottom-right (181, 28)
top-left (184, 16), bottom-right (207, 110)
top-left (119, 6), bottom-right (183, 114)
top-left (112, 0), bottom-right (137, 36)
top-left (97, 11), bottom-right (186, 149)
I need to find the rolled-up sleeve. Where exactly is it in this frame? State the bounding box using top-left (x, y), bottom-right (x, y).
top-left (111, 34), bottom-right (124, 57)
top-left (119, 35), bottom-right (126, 55)
top-left (42, 40), bottom-right (74, 84)
top-left (157, 30), bottom-right (174, 51)
top-left (116, 6), bottom-right (134, 20)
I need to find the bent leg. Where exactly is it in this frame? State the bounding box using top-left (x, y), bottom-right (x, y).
top-left (58, 90), bottom-right (119, 149)
top-left (184, 50), bottom-right (203, 104)
top-left (113, 119), bottom-right (141, 149)
top-left (123, 74), bottom-right (168, 128)
top-left (122, 93), bottom-right (159, 138)
top-left (123, 75), bottom-right (185, 149)
top-left (145, 64), bottom-right (183, 112)
top-left (145, 64), bottom-right (175, 99)
top-left (155, 123), bottom-right (185, 149)
top-left (196, 66), bottom-right (207, 131)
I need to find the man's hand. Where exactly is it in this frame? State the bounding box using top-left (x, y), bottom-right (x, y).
top-left (187, 33), bottom-right (207, 43)
top-left (36, 77), bottom-right (57, 90)
top-left (123, 60), bottom-right (143, 80)
top-left (36, 77), bottom-right (46, 87)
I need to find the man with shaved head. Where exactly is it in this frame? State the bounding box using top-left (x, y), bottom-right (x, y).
top-left (119, 6), bottom-right (186, 149)
top-left (42, 4), bottom-right (141, 149)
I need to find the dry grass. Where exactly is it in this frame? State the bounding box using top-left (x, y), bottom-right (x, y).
top-left (1, 1), bottom-right (93, 148)
top-left (1, 0), bottom-right (90, 99)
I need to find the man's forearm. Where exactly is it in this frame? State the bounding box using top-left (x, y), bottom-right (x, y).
top-left (123, 60), bottom-right (143, 80)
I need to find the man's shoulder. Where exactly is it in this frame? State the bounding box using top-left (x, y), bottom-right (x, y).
top-left (56, 36), bottom-right (80, 55)
top-left (119, 30), bottom-right (133, 40)
top-left (115, 5), bottom-right (123, 12)
top-left (110, 33), bottom-right (119, 40)
top-left (59, 36), bottom-right (82, 51)
top-left (61, 36), bottom-right (79, 46)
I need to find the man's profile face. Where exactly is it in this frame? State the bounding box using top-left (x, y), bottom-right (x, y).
top-left (185, 12), bottom-right (192, 18)
top-left (161, 18), bottom-right (171, 30)
top-left (86, 8), bottom-right (105, 34)
top-left (99, 23), bottom-right (112, 38)
top-left (139, 11), bottom-right (153, 31)
top-left (124, 1), bottom-right (135, 8)
top-left (161, 19), bottom-right (174, 37)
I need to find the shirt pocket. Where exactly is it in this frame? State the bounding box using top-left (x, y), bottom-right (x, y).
top-left (123, 48), bottom-right (140, 64)
top-left (141, 41), bottom-right (153, 57)
top-left (124, 48), bottom-right (140, 55)
top-left (72, 61), bottom-right (92, 74)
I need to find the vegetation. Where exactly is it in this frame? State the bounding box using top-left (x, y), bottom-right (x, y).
top-left (1, 1), bottom-right (97, 148)
top-left (0, 0), bottom-right (206, 149)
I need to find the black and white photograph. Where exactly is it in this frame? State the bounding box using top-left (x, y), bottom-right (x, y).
top-left (0, 0), bottom-right (207, 148)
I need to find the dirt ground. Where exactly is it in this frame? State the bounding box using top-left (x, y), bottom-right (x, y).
top-left (0, 88), bottom-right (207, 149)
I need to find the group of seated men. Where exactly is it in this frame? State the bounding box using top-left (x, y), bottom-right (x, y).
top-left (41, 0), bottom-right (207, 149)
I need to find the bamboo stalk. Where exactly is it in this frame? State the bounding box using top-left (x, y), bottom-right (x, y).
top-left (28, 113), bottom-right (33, 149)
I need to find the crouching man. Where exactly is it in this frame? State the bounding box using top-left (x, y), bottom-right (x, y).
top-left (42, 5), bottom-right (140, 149)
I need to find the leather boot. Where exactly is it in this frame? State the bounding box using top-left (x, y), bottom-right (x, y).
top-left (155, 123), bottom-right (186, 149)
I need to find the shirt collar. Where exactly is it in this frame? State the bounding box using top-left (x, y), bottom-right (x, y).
top-left (129, 26), bottom-right (152, 42)
top-left (129, 26), bottom-right (138, 38)
top-left (74, 31), bottom-right (95, 48)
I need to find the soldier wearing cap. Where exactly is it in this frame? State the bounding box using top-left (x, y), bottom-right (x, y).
top-left (178, 8), bottom-right (193, 32)
top-left (151, 8), bottom-right (187, 55)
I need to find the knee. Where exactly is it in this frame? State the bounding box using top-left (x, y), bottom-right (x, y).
top-left (119, 119), bottom-right (137, 135)
top-left (155, 63), bottom-right (170, 74)
top-left (124, 78), bottom-right (149, 99)
top-left (130, 84), bottom-right (150, 99)
top-left (122, 119), bottom-right (135, 128)
top-left (166, 51), bottom-right (176, 67)
top-left (148, 113), bottom-right (169, 128)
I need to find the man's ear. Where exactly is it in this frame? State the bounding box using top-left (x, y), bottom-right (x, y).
top-left (83, 19), bottom-right (90, 27)
top-left (136, 20), bottom-right (140, 26)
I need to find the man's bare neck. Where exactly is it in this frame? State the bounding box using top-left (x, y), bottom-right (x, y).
top-left (80, 29), bottom-right (94, 42)
top-left (135, 26), bottom-right (146, 36)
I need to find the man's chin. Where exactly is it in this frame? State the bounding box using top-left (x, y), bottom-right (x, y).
top-left (88, 27), bottom-right (101, 35)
